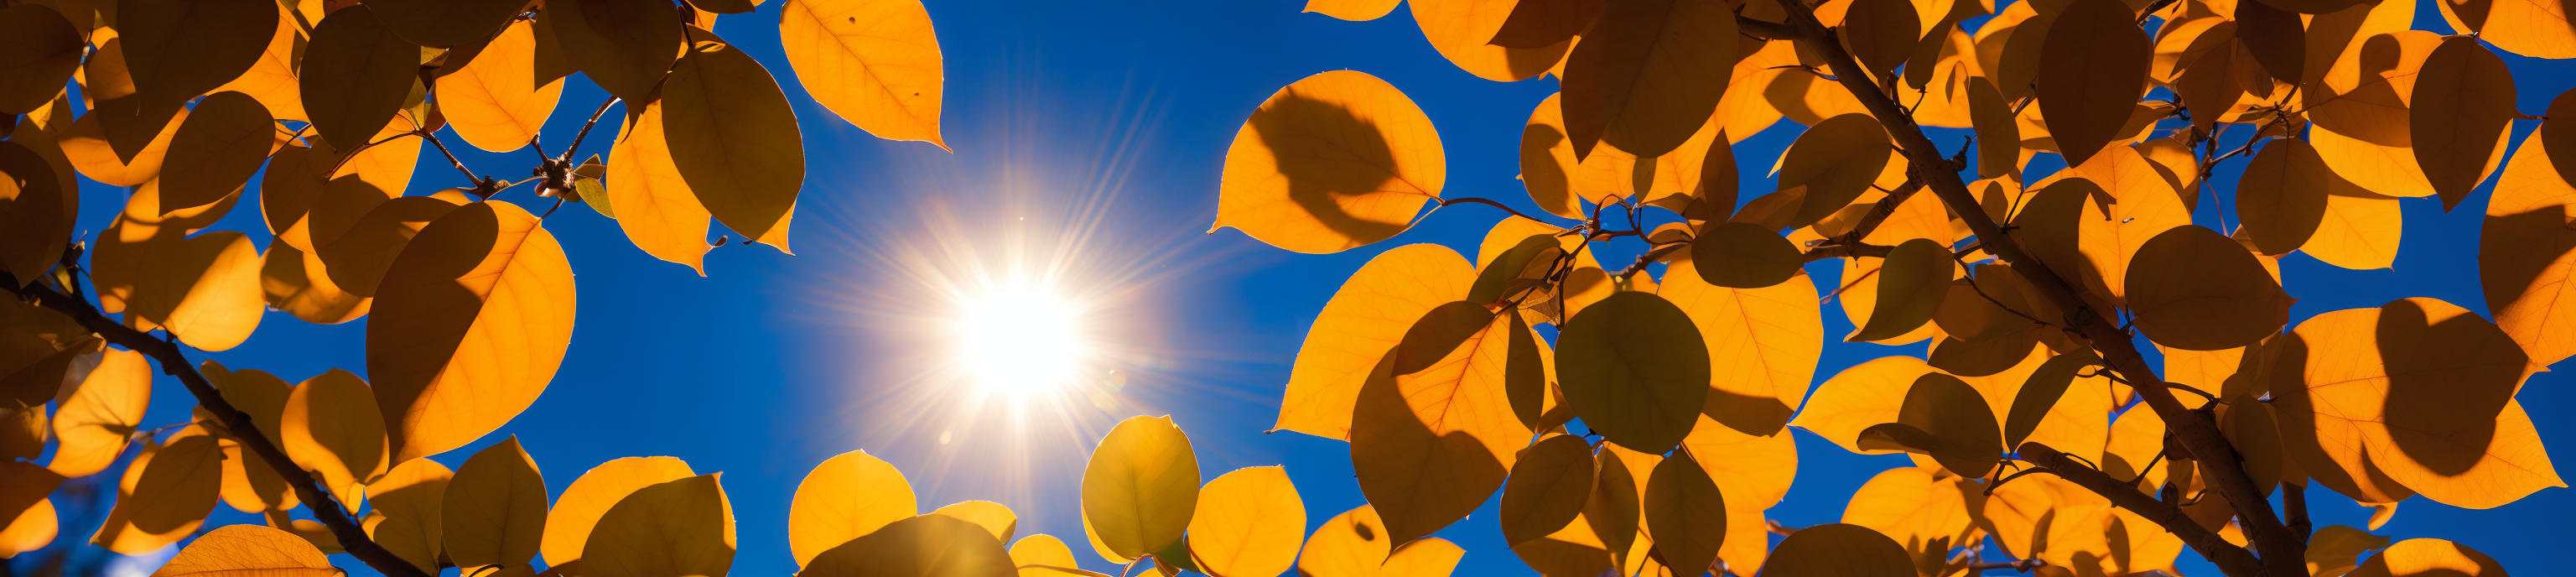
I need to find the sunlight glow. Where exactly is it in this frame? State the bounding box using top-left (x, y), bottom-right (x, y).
top-left (950, 282), bottom-right (1092, 396)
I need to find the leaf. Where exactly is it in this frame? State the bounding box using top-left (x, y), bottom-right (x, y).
top-left (2002, 351), bottom-right (2098, 449)
top-left (1506, 510), bottom-right (1614, 577)
top-left (369, 200), bottom-right (575, 463)
top-left (1758, 522), bottom-right (1915, 576)
top-left (1689, 222), bottom-right (1802, 288)
top-left (1295, 506), bottom-right (1393, 577)
top-left (787, 450), bottom-right (917, 567)
top-left (0, 5), bottom-right (82, 114)
top-left (1660, 254), bottom-right (1821, 437)
top-left (301, 6), bottom-right (420, 165)
top-left (1186, 466), bottom-right (1305, 577)
top-left (95, 429), bottom-right (221, 554)
top-left (2306, 31), bottom-right (2455, 199)
top-left (150, 524), bottom-right (336, 577)
top-left (118, 0), bottom-right (276, 109)
top-left (1506, 311), bottom-right (1550, 429)
top-left (1682, 413), bottom-right (1798, 512)
top-left (445, 436), bottom-right (549, 569)
top-left (581, 474), bottom-right (736, 577)
top-left (261, 240), bottom-right (373, 325)
top-left (1776, 113), bottom-right (1892, 229)
top-left (126, 230), bottom-right (263, 351)
top-left (1981, 474), bottom-right (2114, 565)
top-left (2308, 525), bottom-right (2392, 577)
top-left (362, 0), bottom-right (522, 48)
top-left (607, 98), bottom-right (716, 273)
top-left (1351, 313), bottom-right (1524, 545)
top-left (1582, 447), bottom-right (1641, 569)
top-left (0, 141), bottom-right (70, 288)
top-left (1009, 534), bottom-right (1080, 577)
top-left (1083, 415), bottom-right (1198, 562)
top-left (543, 456), bottom-right (696, 566)
top-left (663, 26), bottom-right (803, 251)
top-left (1967, 77), bottom-right (2020, 179)
top-left (2236, 138), bottom-right (2335, 255)
top-left (778, 0), bottom-right (946, 147)
top-left (2126, 226), bottom-right (2291, 351)
top-left (1467, 234), bottom-right (1555, 305)
top-left (204, 362), bottom-right (293, 512)
top-left (1556, 291), bottom-right (1710, 454)
top-left (1641, 452), bottom-right (1727, 576)
top-left (1792, 356), bottom-right (1928, 454)
top-left (45, 349), bottom-right (148, 478)
top-left (365, 457), bottom-right (452, 573)
top-left (2409, 36), bottom-right (2516, 210)
top-left (539, 0), bottom-right (679, 103)
top-left (2437, 0), bottom-right (2576, 58)
top-left (443, 19), bottom-right (567, 153)
top-left (2485, 96), bottom-right (2576, 366)
top-left (2348, 538), bottom-right (2507, 577)
top-left (1210, 70), bottom-right (1444, 254)
top-left (1277, 244), bottom-right (1473, 439)
top-left (1305, 0), bottom-right (1402, 20)
top-left (159, 92), bottom-right (276, 217)
top-left (1864, 373), bottom-right (2001, 477)
top-left (2269, 299), bottom-right (2560, 508)
top-left (1841, 0), bottom-right (1921, 76)
top-left (1378, 538), bottom-right (1465, 577)
top-left (0, 496), bottom-right (55, 557)
top-left (1500, 434), bottom-right (1593, 545)
top-left (798, 514), bottom-right (1014, 577)
top-left (1410, 0), bottom-right (1571, 82)
top-left (1559, 0), bottom-right (1734, 159)
top-left (2233, 0), bottom-right (2305, 88)
top-left (1488, 0), bottom-right (1606, 49)
top-left (931, 501), bottom-right (1018, 544)
top-left (1838, 466), bottom-right (1974, 570)
top-left (320, 195), bottom-right (465, 298)
top-left (281, 368), bottom-right (388, 498)
top-left (2033, 0), bottom-right (2150, 168)
top-left (1849, 239), bottom-right (1951, 342)
top-left (1394, 304), bottom-right (1502, 382)
top-left (59, 102), bottom-right (184, 187)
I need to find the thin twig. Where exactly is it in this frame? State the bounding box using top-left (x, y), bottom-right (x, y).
top-left (558, 96), bottom-right (622, 164)
top-left (2019, 442), bottom-right (2265, 576)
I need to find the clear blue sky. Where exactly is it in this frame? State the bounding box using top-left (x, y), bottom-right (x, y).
top-left (24, 1), bottom-right (2576, 576)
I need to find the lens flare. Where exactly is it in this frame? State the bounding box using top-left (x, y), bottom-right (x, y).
top-left (948, 280), bottom-right (1092, 397)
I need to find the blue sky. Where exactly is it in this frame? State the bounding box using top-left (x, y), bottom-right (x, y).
top-left (21, 1), bottom-right (2576, 576)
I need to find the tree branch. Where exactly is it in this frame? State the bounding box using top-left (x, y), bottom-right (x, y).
top-left (1763, 3), bottom-right (2305, 574)
top-left (2020, 443), bottom-right (2266, 577)
top-left (7, 270), bottom-right (433, 577)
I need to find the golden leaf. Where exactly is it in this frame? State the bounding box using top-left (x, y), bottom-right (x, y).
top-left (1775, 113), bottom-right (1892, 229)
top-left (2033, 0), bottom-right (2150, 167)
top-left (1009, 534), bottom-right (1079, 577)
top-left (442, 19), bottom-right (566, 153)
top-left (2126, 226), bottom-right (2291, 351)
top-left (580, 474), bottom-right (736, 577)
top-left (2348, 538), bottom-right (2508, 577)
top-left (1081, 415), bottom-right (1199, 562)
top-left (800, 514), bottom-right (1014, 577)
top-left (2270, 299), bottom-right (2560, 508)
top-left (1558, 0), bottom-right (1735, 159)
top-left (364, 457), bottom-right (452, 573)
top-left (1277, 244), bottom-right (1473, 439)
top-left (2480, 94), bottom-right (2576, 366)
top-left (1411, 0), bottom-right (1569, 82)
top-left (260, 242), bottom-right (372, 325)
top-left (1757, 522), bottom-right (1914, 577)
top-left (96, 429), bottom-right (221, 554)
top-left (1660, 256), bottom-right (1820, 437)
top-left (117, 0), bottom-right (276, 109)
top-left (538, 0), bottom-right (679, 103)
top-left (1556, 292), bottom-right (1709, 454)
top-left (368, 200), bottom-right (575, 463)
top-left (543, 456), bottom-right (696, 567)
top-left (299, 6), bottom-right (421, 163)
top-left (150, 524), bottom-right (336, 577)
top-left (1500, 434), bottom-right (1593, 547)
top-left (2408, 37), bottom-right (2516, 210)
top-left (1639, 452), bottom-right (1726, 575)
top-left (607, 98), bottom-right (716, 273)
top-left (778, 0), bottom-right (946, 147)
top-left (665, 25), bottom-right (802, 252)
top-left (1294, 506), bottom-right (1392, 577)
top-left (1211, 70), bottom-right (1445, 254)
top-left (444, 436), bottom-right (549, 569)
top-left (1186, 466), bottom-right (1305, 577)
top-left (932, 501), bottom-right (1019, 544)
top-left (46, 349), bottom-right (149, 478)
top-left (319, 195), bottom-right (465, 298)
top-left (787, 450), bottom-right (916, 567)
top-left (282, 368), bottom-right (388, 497)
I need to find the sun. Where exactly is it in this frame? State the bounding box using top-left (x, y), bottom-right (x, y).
top-left (947, 280), bottom-right (1093, 398)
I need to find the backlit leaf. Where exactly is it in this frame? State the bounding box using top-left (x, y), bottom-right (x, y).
top-left (1500, 434), bottom-right (1593, 545)
top-left (364, 457), bottom-right (452, 573)
top-left (282, 368), bottom-right (388, 498)
top-left (445, 436), bottom-right (549, 569)
top-left (261, 241), bottom-right (372, 325)
top-left (1295, 505), bottom-right (1391, 577)
top-left (127, 231), bottom-right (263, 351)
top-left (1276, 244), bottom-right (1473, 439)
top-left (801, 514), bottom-right (1013, 577)
top-left (443, 19), bottom-right (566, 153)
top-left (1211, 70), bottom-right (1444, 254)
top-left (151, 524), bottom-right (335, 577)
top-left (1792, 356), bottom-right (1928, 454)
top-left (369, 200), bottom-right (575, 463)
top-left (320, 195), bottom-right (465, 298)
top-left (1690, 222), bottom-right (1801, 288)
top-left (1352, 312), bottom-right (1524, 544)
top-left (1660, 255), bottom-right (1821, 437)
top-left (45, 349), bottom-right (148, 478)
top-left (118, 0), bottom-right (276, 109)
top-left (1640, 452), bottom-right (1726, 576)
top-left (1411, 0), bottom-right (1570, 82)
top-left (544, 456), bottom-right (696, 567)
top-left (1010, 534), bottom-right (1079, 577)
top-left (0, 5), bottom-right (80, 115)
top-left (2126, 226), bottom-right (2291, 351)
top-left (363, 0), bottom-right (522, 48)
top-left (779, 0), bottom-right (946, 147)
top-left (2409, 37), bottom-right (2516, 210)
top-left (2348, 538), bottom-right (2507, 577)
top-left (157, 91), bottom-right (274, 216)
top-left (95, 429), bottom-right (221, 554)
top-left (2483, 91), bottom-right (2576, 366)
top-left (1776, 113), bottom-right (1892, 229)
top-left (665, 26), bottom-right (803, 251)
top-left (1082, 415), bottom-right (1198, 561)
top-left (2308, 525), bottom-right (2392, 577)
top-left (1559, 0), bottom-right (1734, 159)
top-left (1758, 522), bottom-right (1914, 577)
top-left (0, 142), bottom-right (70, 288)
top-left (1849, 239), bottom-right (1951, 342)
top-left (1557, 291), bottom-right (1710, 454)
top-left (1306, 0), bottom-right (1403, 20)
top-left (582, 474), bottom-right (736, 577)
top-left (932, 501), bottom-right (1019, 544)
top-left (2270, 299), bottom-right (2560, 508)
top-left (539, 0), bottom-right (679, 102)
top-left (1379, 537), bottom-right (1465, 577)
top-left (788, 450), bottom-right (916, 567)
top-left (1187, 466), bottom-right (1305, 577)
top-left (2033, 0), bottom-right (2150, 167)
top-left (300, 6), bottom-right (420, 164)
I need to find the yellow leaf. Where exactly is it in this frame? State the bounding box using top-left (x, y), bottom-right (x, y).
top-left (1776, 113), bottom-right (1893, 229)
top-left (2236, 138), bottom-right (2336, 255)
top-left (1640, 452), bottom-right (1726, 575)
top-left (2270, 299), bottom-right (2560, 507)
top-left (1981, 475), bottom-right (2112, 565)
top-left (1410, 0), bottom-right (1570, 82)
top-left (607, 98), bottom-right (716, 273)
top-left (1277, 244), bottom-right (1473, 439)
top-left (260, 242), bottom-right (372, 325)
top-left (0, 497), bottom-right (53, 558)
top-left (1556, 292), bottom-right (1709, 454)
top-left (2102, 402), bottom-right (2170, 492)
top-left (1509, 510), bottom-right (1614, 577)
top-left (2033, 0), bottom-right (2149, 167)
top-left (1967, 76), bottom-right (2020, 179)
top-left (665, 26), bottom-right (802, 252)
top-left (1297, 505), bottom-right (1394, 576)
top-left (319, 195), bottom-right (465, 298)
top-left (1862, 372), bottom-right (2002, 477)
top-left (60, 102), bottom-right (184, 187)
top-left (95, 429), bottom-right (221, 554)
top-left (1660, 255), bottom-right (1820, 436)
top-left (2070, 175), bottom-right (2189, 303)
top-left (0, 463), bottom-right (65, 554)
top-left (799, 514), bottom-right (1014, 577)
top-left (1082, 415), bottom-right (1198, 561)
top-left (2306, 31), bottom-right (2456, 199)
top-left (1378, 537), bottom-right (1465, 577)
top-left (1688, 222), bottom-right (1802, 288)
top-left (48, 349), bottom-right (151, 478)
top-left (122, 230), bottom-right (262, 350)
top-left (150, 524), bottom-right (336, 577)
top-left (205, 361), bottom-right (294, 512)
top-left (932, 501), bottom-right (1020, 544)
top-left (1681, 414), bottom-right (1798, 512)
top-left (2436, 0), bottom-right (2576, 58)
top-left (1839, 467), bottom-right (1972, 570)
top-left (1354, 307), bottom-right (1527, 543)
top-left (2308, 525), bottom-right (2392, 577)
top-left (158, 91), bottom-right (274, 215)
top-left (1304, 0), bottom-right (1402, 20)
top-left (1792, 356), bottom-right (1927, 454)
top-left (2482, 101), bottom-right (2576, 366)
top-left (117, 0), bottom-right (276, 109)
top-left (300, 6), bottom-right (421, 163)
top-left (0, 4), bottom-right (81, 114)
top-left (1500, 434), bottom-right (1594, 545)
top-left (582, 474), bottom-right (736, 577)
top-left (544, 456), bottom-right (697, 566)
top-left (208, 6), bottom-right (306, 122)
top-left (1558, 0), bottom-right (1734, 159)
top-left (787, 450), bottom-right (917, 567)
top-left (2408, 37), bottom-right (2516, 210)
top-left (282, 368), bottom-right (388, 497)
top-left (1211, 70), bottom-right (1444, 254)
top-left (538, 0), bottom-right (679, 102)
top-left (778, 0), bottom-right (946, 148)
top-left (1757, 522), bottom-right (1914, 577)
top-left (1010, 534), bottom-right (1079, 577)
top-left (2007, 351), bottom-right (2115, 467)
top-left (443, 19), bottom-right (566, 153)
top-left (2348, 538), bottom-right (2507, 577)
top-left (364, 457), bottom-right (451, 573)
top-left (2126, 226), bottom-right (2291, 350)
top-left (369, 200), bottom-right (575, 463)
top-left (1186, 466), bottom-right (1305, 577)
top-left (445, 436), bottom-right (549, 569)
top-left (1583, 446), bottom-right (1643, 570)
top-left (266, 511), bottom-right (345, 556)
